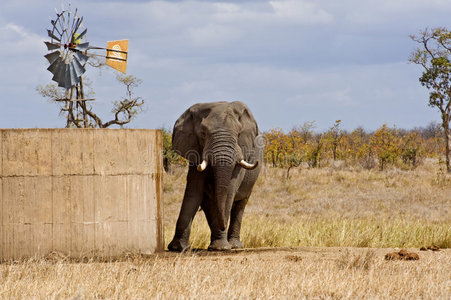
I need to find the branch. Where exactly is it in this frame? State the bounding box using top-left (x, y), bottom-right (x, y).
top-left (79, 100), bottom-right (104, 127)
top-left (102, 98), bottom-right (144, 128)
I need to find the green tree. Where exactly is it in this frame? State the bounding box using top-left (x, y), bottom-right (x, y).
top-left (371, 124), bottom-right (400, 171)
top-left (264, 128), bottom-right (286, 167)
top-left (400, 131), bottom-right (422, 168)
top-left (306, 132), bottom-right (325, 168)
top-left (284, 128), bottom-right (305, 179)
top-left (347, 127), bottom-right (374, 168)
top-left (326, 120), bottom-right (344, 161)
top-left (410, 27), bottom-right (451, 172)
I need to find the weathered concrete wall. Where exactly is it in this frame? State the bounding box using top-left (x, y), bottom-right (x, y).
top-left (0, 129), bottom-right (164, 260)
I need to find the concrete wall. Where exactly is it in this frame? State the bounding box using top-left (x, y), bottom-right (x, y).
top-left (0, 129), bottom-right (164, 260)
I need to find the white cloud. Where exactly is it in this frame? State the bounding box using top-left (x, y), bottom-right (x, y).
top-left (287, 87), bottom-right (354, 107)
top-left (186, 23), bottom-right (243, 47)
top-left (0, 23), bottom-right (45, 56)
top-left (269, 0), bottom-right (334, 24)
top-left (0, 22), bottom-right (48, 89)
top-left (211, 0), bottom-right (333, 25)
top-left (343, 0), bottom-right (451, 26)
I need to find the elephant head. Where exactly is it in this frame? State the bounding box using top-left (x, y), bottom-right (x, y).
top-left (172, 101), bottom-right (260, 231)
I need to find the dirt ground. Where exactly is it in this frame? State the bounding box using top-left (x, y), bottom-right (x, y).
top-left (156, 245), bottom-right (448, 262)
top-left (149, 246), bottom-right (450, 298)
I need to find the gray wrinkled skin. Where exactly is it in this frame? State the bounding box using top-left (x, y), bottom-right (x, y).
top-left (168, 101), bottom-right (264, 251)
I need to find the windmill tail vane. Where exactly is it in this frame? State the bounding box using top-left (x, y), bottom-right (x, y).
top-left (88, 40), bottom-right (129, 74)
top-left (44, 6), bottom-right (129, 90)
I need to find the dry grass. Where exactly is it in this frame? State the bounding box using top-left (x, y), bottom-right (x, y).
top-left (1, 248), bottom-right (449, 298)
top-left (164, 159), bottom-right (451, 249)
top-left (165, 215), bottom-right (451, 250)
top-left (1, 159), bottom-right (450, 298)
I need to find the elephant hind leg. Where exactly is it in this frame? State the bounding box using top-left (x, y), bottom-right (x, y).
top-left (227, 198), bottom-right (249, 249)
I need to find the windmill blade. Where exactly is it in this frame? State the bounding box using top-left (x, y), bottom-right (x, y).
top-left (47, 29), bottom-right (61, 42)
top-left (72, 57), bottom-right (86, 77)
top-left (71, 11), bottom-right (81, 34)
top-left (57, 64), bottom-right (67, 88)
top-left (74, 51), bottom-right (89, 65)
top-left (51, 61), bottom-right (65, 82)
top-left (45, 50), bottom-right (61, 64)
top-left (71, 10), bottom-right (79, 35)
top-left (76, 42), bottom-right (89, 51)
top-left (52, 62), bottom-right (68, 87)
top-left (67, 63), bottom-right (78, 88)
top-left (51, 20), bottom-right (62, 37)
top-left (60, 8), bottom-right (66, 30)
top-left (69, 10), bottom-right (75, 35)
top-left (58, 10), bottom-right (68, 41)
top-left (44, 41), bottom-right (60, 51)
top-left (67, 8), bottom-right (71, 33)
top-left (73, 16), bottom-right (83, 36)
top-left (77, 28), bottom-right (87, 41)
top-left (59, 64), bottom-right (71, 88)
top-left (47, 56), bottom-right (62, 74)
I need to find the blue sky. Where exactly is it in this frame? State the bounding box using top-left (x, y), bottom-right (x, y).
top-left (1, 0), bottom-right (450, 131)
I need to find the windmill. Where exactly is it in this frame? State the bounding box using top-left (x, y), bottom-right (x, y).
top-left (44, 5), bottom-right (129, 127)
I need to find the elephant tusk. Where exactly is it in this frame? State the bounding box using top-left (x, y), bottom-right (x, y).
top-left (238, 159), bottom-right (258, 170)
top-left (197, 160), bottom-right (208, 172)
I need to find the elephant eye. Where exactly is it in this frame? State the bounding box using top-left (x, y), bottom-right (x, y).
top-left (199, 125), bottom-right (207, 139)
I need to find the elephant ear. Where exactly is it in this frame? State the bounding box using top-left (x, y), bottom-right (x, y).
top-left (172, 103), bottom-right (212, 164)
top-left (172, 106), bottom-right (201, 164)
top-left (230, 101), bottom-right (259, 157)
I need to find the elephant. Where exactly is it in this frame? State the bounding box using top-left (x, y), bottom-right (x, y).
top-left (168, 101), bottom-right (264, 251)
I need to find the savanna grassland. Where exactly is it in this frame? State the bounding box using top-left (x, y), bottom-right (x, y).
top-left (164, 160), bottom-right (451, 249)
top-left (1, 160), bottom-right (450, 298)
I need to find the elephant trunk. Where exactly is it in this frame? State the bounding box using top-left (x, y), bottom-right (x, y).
top-left (213, 165), bottom-right (234, 232)
top-left (207, 130), bottom-right (237, 232)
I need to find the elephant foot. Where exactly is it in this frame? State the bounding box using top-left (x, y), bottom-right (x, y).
top-left (168, 239), bottom-right (190, 252)
top-left (208, 239), bottom-right (232, 251)
top-left (228, 238), bottom-right (244, 249)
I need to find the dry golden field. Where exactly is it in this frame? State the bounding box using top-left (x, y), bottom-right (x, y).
top-left (165, 159), bottom-right (451, 249)
top-left (1, 159), bottom-right (450, 298)
top-left (0, 247), bottom-right (450, 298)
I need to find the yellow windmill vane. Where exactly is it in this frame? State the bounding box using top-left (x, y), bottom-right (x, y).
top-left (106, 39), bottom-right (129, 73)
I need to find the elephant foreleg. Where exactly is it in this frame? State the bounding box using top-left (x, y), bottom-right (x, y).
top-left (201, 196), bottom-right (232, 251)
top-left (168, 166), bottom-right (205, 252)
top-left (227, 198), bottom-right (249, 249)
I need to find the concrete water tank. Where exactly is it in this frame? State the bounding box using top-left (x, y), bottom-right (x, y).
top-left (0, 129), bottom-right (164, 260)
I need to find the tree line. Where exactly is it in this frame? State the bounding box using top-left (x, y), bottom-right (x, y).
top-left (263, 121), bottom-right (445, 175)
top-left (162, 120), bottom-right (447, 176)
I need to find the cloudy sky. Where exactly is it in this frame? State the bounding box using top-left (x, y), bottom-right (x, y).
top-left (1, 0), bottom-right (450, 131)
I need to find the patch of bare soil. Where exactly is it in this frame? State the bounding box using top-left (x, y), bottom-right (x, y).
top-left (159, 246), bottom-right (441, 262)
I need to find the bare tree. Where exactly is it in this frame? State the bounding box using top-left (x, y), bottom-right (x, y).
top-left (37, 73), bottom-right (144, 128)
